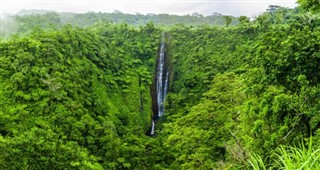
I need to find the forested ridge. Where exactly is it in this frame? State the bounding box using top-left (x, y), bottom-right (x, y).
top-left (0, 10), bottom-right (238, 39)
top-left (1, 1), bottom-right (320, 169)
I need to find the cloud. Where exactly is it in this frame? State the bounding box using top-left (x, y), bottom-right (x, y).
top-left (1, 0), bottom-right (298, 16)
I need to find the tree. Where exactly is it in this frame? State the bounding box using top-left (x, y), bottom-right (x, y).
top-left (224, 16), bottom-right (232, 27)
top-left (239, 16), bottom-right (250, 24)
top-left (266, 5), bottom-right (281, 13)
top-left (298, 0), bottom-right (320, 12)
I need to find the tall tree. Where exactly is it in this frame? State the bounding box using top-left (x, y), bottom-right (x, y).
top-left (224, 16), bottom-right (232, 27)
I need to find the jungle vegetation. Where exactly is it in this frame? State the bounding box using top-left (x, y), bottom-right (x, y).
top-left (0, 1), bottom-right (320, 169)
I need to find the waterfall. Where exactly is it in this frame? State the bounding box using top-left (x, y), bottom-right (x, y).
top-left (156, 32), bottom-right (169, 118)
top-left (150, 120), bottom-right (155, 135)
top-left (149, 32), bottom-right (170, 136)
top-left (164, 70), bottom-right (169, 101)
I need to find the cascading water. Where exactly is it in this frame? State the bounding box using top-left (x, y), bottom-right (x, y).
top-left (163, 70), bottom-right (169, 101)
top-left (150, 120), bottom-right (155, 135)
top-left (149, 32), bottom-right (170, 136)
top-left (157, 33), bottom-right (168, 118)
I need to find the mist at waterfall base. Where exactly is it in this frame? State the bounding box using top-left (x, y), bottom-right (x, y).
top-left (150, 33), bottom-right (169, 136)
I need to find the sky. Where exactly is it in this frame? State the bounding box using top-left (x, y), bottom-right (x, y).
top-left (1, 0), bottom-right (298, 17)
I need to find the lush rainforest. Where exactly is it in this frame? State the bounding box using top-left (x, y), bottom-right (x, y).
top-left (1, 1), bottom-right (320, 169)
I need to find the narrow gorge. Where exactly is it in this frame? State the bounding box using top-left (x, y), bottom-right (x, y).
top-left (149, 32), bottom-right (172, 135)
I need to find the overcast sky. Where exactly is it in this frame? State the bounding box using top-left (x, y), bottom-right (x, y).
top-left (1, 0), bottom-right (298, 17)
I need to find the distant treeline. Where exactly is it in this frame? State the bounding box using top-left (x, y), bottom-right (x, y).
top-left (0, 9), bottom-right (241, 38)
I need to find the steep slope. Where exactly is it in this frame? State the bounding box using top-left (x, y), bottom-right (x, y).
top-left (0, 23), bottom-right (160, 169)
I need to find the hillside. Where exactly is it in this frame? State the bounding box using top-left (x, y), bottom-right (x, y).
top-left (1, 2), bottom-right (320, 169)
top-left (0, 10), bottom-right (238, 39)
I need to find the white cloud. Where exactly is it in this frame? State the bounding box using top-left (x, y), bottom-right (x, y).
top-left (1, 0), bottom-right (298, 16)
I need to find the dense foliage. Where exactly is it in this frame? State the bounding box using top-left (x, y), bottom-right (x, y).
top-left (0, 23), bottom-right (161, 169)
top-left (0, 10), bottom-right (238, 39)
top-left (1, 2), bottom-right (320, 169)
